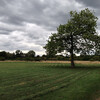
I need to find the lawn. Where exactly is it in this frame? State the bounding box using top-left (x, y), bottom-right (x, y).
top-left (0, 62), bottom-right (100, 100)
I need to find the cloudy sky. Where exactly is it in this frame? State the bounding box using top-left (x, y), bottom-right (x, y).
top-left (0, 0), bottom-right (100, 55)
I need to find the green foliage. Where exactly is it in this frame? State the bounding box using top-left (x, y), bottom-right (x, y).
top-left (34, 55), bottom-right (41, 61)
top-left (0, 50), bottom-right (36, 61)
top-left (26, 50), bottom-right (35, 57)
top-left (44, 33), bottom-right (58, 57)
top-left (0, 51), bottom-right (7, 58)
top-left (90, 56), bottom-right (100, 61)
top-left (15, 50), bottom-right (23, 58)
top-left (0, 57), bottom-right (6, 61)
top-left (44, 8), bottom-right (100, 59)
top-left (25, 57), bottom-right (34, 61)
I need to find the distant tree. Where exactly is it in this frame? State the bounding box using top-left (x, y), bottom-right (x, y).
top-left (42, 55), bottom-right (47, 60)
top-left (15, 50), bottom-right (23, 58)
top-left (0, 51), bottom-right (7, 60)
top-left (0, 51), bottom-right (7, 57)
top-left (35, 55), bottom-right (41, 61)
top-left (44, 8), bottom-right (100, 68)
top-left (26, 50), bottom-right (35, 57)
top-left (6, 52), bottom-right (13, 60)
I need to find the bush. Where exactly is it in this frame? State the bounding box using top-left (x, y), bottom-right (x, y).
top-left (0, 57), bottom-right (6, 61)
top-left (25, 57), bottom-right (35, 61)
top-left (90, 56), bottom-right (100, 61)
top-left (34, 57), bottom-right (41, 61)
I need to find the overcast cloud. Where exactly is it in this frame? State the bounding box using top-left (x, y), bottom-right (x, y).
top-left (0, 0), bottom-right (100, 55)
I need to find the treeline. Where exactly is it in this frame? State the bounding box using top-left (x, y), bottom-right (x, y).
top-left (0, 50), bottom-right (37, 61)
top-left (44, 55), bottom-right (100, 61)
top-left (0, 50), bottom-right (100, 61)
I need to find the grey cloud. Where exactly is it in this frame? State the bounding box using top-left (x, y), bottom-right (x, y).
top-left (76, 0), bottom-right (100, 9)
top-left (0, 30), bottom-right (11, 35)
top-left (0, 33), bottom-right (43, 52)
top-left (0, 0), bottom-right (100, 55)
top-left (0, 0), bottom-right (78, 31)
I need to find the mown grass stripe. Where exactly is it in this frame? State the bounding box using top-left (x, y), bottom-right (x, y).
top-left (0, 64), bottom-right (67, 83)
top-left (16, 70), bottom-right (91, 100)
top-left (0, 69), bottom-right (75, 89)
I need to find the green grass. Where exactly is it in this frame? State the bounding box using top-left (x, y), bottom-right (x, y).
top-left (0, 62), bottom-right (100, 100)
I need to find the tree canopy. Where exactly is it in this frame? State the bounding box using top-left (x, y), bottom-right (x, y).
top-left (26, 50), bottom-right (35, 57)
top-left (44, 8), bottom-right (100, 67)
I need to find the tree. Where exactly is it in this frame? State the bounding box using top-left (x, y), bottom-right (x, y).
top-left (0, 51), bottom-right (7, 60)
top-left (15, 50), bottom-right (23, 58)
top-left (44, 8), bottom-right (100, 68)
top-left (44, 33), bottom-right (58, 58)
top-left (0, 51), bottom-right (7, 57)
top-left (26, 50), bottom-right (35, 57)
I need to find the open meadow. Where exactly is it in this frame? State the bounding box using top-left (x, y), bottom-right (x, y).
top-left (0, 61), bottom-right (100, 100)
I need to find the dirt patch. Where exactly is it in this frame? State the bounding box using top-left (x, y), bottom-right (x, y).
top-left (75, 61), bottom-right (100, 64)
top-left (41, 61), bottom-right (70, 64)
top-left (12, 82), bottom-right (26, 87)
top-left (41, 61), bottom-right (100, 64)
top-left (96, 97), bottom-right (100, 100)
top-left (0, 60), bottom-right (100, 64)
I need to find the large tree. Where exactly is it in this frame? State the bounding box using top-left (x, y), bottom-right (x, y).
top-left (44, 8), bottom-right (100, 68)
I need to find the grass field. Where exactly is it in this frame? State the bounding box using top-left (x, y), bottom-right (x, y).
top-left (0, 61), bottom-right (100, 100)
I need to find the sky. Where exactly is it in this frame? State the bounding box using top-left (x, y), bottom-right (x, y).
top-left (0, 0), bottom-right (100, 55)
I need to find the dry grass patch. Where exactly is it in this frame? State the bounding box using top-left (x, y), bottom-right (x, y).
top-left (41, 61), bottom-right (100, 64)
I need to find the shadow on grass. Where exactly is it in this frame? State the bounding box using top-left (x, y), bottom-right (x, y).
top-left (46, 63), bottom-right (100, 70)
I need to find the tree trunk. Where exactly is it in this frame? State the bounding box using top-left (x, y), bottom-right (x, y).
top-left (70, 34), bottom-right (75, 68)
